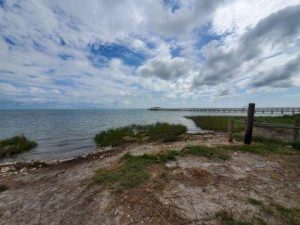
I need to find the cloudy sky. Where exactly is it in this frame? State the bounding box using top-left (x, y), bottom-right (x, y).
top-left (0, 0), bottom-right (300, 109)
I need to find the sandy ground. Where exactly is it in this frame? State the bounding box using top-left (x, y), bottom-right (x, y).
top-left (0, 133), bottom-right (299, 225)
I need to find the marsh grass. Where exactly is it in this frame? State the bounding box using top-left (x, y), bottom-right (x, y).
top-left (255, 115), bottom-right (294, 125)
top-left (0, 135), bottom-right (37, 159)
top-left (186, 116), bottom-right (245, 132)
top-left (187, 115), bottom-right (294, 132)
top-left (94, 123), bottom-right (187, 147)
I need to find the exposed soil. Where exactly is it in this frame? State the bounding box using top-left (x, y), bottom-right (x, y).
top-left (0, 133), bottom-right (299, 225)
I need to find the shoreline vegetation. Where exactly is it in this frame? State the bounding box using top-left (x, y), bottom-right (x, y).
top-left (94, 122), bottom-right (187, 147)
top-left (1, 115), bottom-right (299, 161)
top-left (0, 135), bottom-right (37, 159)
top-left (186, 115), bottom-right (294, 132)
top-left (1, 115), bottom-right (300, 224)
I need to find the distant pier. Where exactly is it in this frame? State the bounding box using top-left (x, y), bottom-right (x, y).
top-left (149, 107), bottom-right (300, 114)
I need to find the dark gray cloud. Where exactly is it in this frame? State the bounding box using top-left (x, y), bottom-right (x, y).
top-left (193, 4), bottom-right (300, 88)
top-left (252, 55), bottom-right (300, 88)
top-left (138, 57), bottom-right (187, 80)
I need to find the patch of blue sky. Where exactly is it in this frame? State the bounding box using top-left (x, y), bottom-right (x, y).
top-left (146, 41), bottom-right (156, 49)
top-left (163, 0), bottom-right (181, 13)
top-left (45, 69), bottom-right (55, 74)
top-left (54, 78), bottom-right (76, 87)
top-left (0, 69), bottom-right (14, 74)
top-left (130, 83), bottom-right (144, 90)
top-left (59, 37), bottom-right (66, 46)
top-left (3, 36), bottom-right (16, 46)
top-left (88, 42), bottom-right (146, 67)
top-left (59, 54), bottom-right (74, 61)
top-left (0, 0), bottom-right (5, 8)
top-left (171, 46), bottom-right (182, 58)
top-left (32, 41), bottom-right (47, 52)
top-left (194, 24), bottom-right (223, 50)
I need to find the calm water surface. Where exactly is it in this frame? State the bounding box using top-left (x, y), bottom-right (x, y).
top-left (0, 109), bottom-right (211, 162)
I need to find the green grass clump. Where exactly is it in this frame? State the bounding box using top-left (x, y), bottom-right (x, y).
top-left (183, 145), bottom-right (230, 160)
top-left (94, 127), bottom-right (135, 147)
top-left (134, 123), bottom-right (187, 142)
top-left (292, 141), bottom-right (300, 150)
top-left (95, 123), bottom-right (187, 147)
top-left (273, 204), bottom-right (300, 225)
top-left (187, 116), bottom-right (245, 132)
top-left (215, 211), bottom-right (253, 225)
top-left (233, 134), bottom-right (298, 155)
top-left (93, 151), bottom-right (180, 191)
top-left (0, 135), bottom-right (37, 159)
top-left (0, 184), bottom-right (8, 193)
top-left (234, 134), bottom-right (288, 145)
top-left (248, 198), bottom-right (263, 206)
top-left (228, 143), bottom-right (289, 155)
top-left (248, 199), bottom-right (300, 225)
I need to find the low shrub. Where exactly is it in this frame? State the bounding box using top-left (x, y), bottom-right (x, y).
top-left (0, 135), bottom-right (37, 159)
top-left (292, 141), bottom-right (300, 150)
top-left (94, 123), bottom-right (187, 147)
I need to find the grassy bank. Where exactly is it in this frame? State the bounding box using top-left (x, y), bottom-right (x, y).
top-left (93, 150), bottom-right (180, 191)
top-left (94, 123), bottom-right (187, 147)
top-left (0, 135), bottom-right (37, 159)
top-left (93, 140), bottom-right (300, 192)
top-left (93, 146), bottom-right (231, 192)
top-left (187, 115), bottom-right (294, 133)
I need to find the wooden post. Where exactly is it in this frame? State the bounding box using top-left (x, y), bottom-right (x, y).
top-left (228, 118), bottom-right (234, 142)
top-left (294, 114), bottom-right (300, 142)
top-left (244, 103), bottom-right (255, 144)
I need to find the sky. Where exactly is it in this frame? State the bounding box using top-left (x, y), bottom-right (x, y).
top-left (0, 0), bottom-right (300, 109)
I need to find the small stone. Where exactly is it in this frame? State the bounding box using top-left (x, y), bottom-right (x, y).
top-left (20, 168), bottom-right (27, 173)
top-left (241, 188), bottom-right (245, 191)
top-left (1, 167), bottom-right (11, 173)
top-left (114, 209), bottom-right (119, 216)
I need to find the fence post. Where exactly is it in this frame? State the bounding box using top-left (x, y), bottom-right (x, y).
top-left (228, 118), bottom-right (234, 142)
top-left (244, 103), bottom-right (255, 144)
top-left (294, 114), bottom-right (300, 142)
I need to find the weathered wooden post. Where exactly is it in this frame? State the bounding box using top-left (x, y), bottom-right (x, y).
top-left (244, 103), bottom-right (255, 144)
top-left (228, 118), bottom-right (234, 142)
top-left (294, 114), bottom-right (300, 142)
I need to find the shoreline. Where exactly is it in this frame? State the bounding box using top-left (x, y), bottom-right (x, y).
top-left (0, 132), bottom-right (219, 172)
top-left (1, 131), bottom-right (299, 224)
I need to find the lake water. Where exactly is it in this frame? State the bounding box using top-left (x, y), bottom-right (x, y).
top-left (0, 109), bottom-right (216, 162)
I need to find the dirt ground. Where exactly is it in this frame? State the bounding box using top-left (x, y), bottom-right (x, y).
top-left (0, 132), bottom-right (299, 225)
